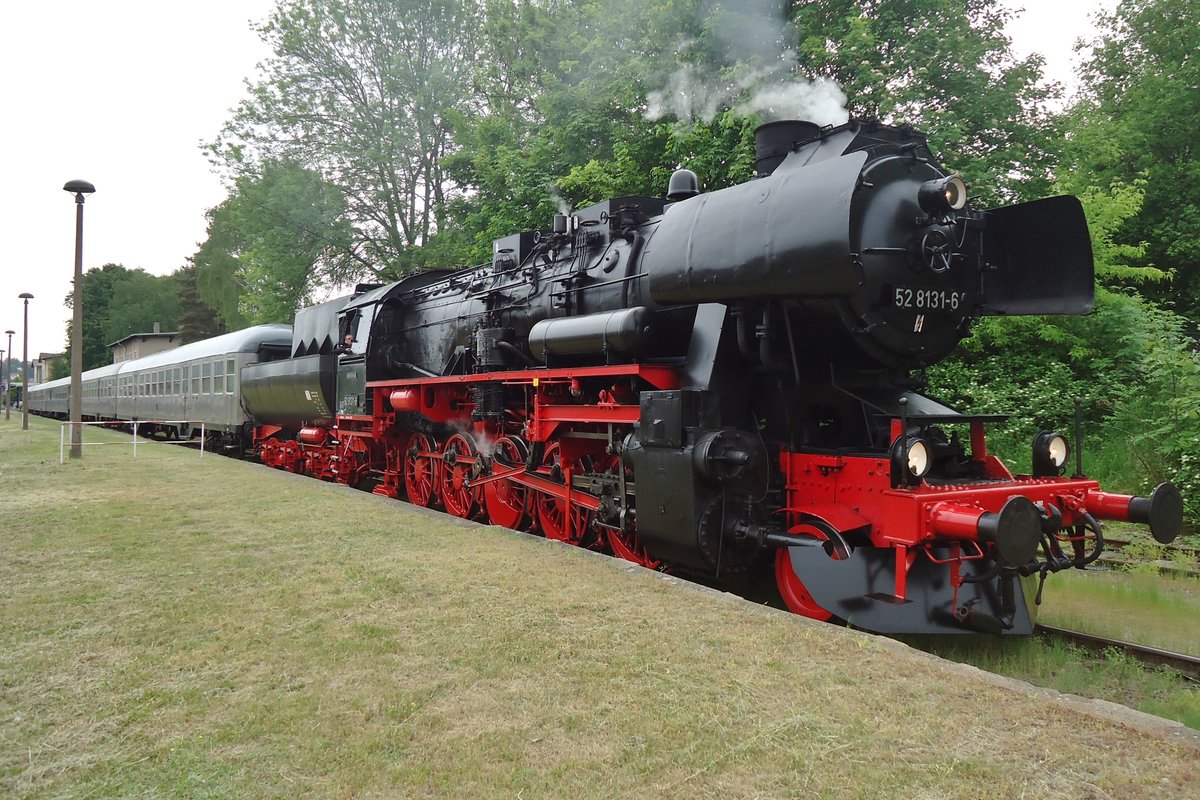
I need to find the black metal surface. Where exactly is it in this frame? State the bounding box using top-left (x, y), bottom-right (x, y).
top-left (754, 120), bottom-right (820, 177)
top-left (240, 354), bottom-right (337, 426)
top-left (291, 295), bottom-right (353, 357)
top-left (644, 150), bottom-right (868, 304)
top-left (978, 497), bottom-right (1042, 569)
top-left (1130, 482), bottom-right (1184, 544)
top-left (787, 545), bottom-right (1036, 635)
top-left (527, 307), bottom-right (650, 359)
top-left (981, 196), bottom-right (1095, 315)
top-left (626, 437), bottom-right (713, 569)
top-left (337, 359), bottom-right (368, 416)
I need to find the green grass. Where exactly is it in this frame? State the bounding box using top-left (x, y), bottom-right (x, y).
top-left (912, 635), bottom-right (1200, 731)
top-left (2, 415), bottom-right (1199, 798)
top-left (1040, 567), bottom-right (1200, 655)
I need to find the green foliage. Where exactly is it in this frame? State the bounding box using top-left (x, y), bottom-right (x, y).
top-left (192, 161), bottom-right (353, 325)
top-left (1070, 0), bottom-right (1200, 315)
top-left (788, 0), bottom-right (1062, 204)
top-left (176, 265), bottom-right (226, 344)
top-left (47, 356), bottom-right (70, 382)
top-left (101, 271), bottom-right (182, 348)
top-left (64, 264), bottom-right (181, 371)
top-left (211, 0), bottom-right (484, 275)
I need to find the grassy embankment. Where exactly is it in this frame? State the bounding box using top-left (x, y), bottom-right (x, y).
top-left (2, 415), bottom-right (1198, 799)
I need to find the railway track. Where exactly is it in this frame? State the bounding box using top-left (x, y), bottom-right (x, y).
top-left (1035, 624), bottom-right (1200, 682)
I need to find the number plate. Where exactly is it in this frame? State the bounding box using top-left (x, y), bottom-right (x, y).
top-left (893, 287), bottom-right (965, 312)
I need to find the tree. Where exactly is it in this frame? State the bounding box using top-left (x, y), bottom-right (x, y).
top-left (210, 0), bottom-right (484, 277)
top-left (177, 264), bottom-right (226, 344)
top-left (101, 270), bottom-right (182, 347)
top-left (784, 0), bottom-right (1062, 205)
top-left (64, 264), bottom-right (183, 371)
top-left (442, 0), bottom-right (1063, 268)
top-left (192, 160), bottom-right (354, 325)
top-left (1069, 0), bottom-right (1200, 317)
top-left (64, 264), bottom-right (132, 371)
top-left (48, 357), bottom-right (70, 381)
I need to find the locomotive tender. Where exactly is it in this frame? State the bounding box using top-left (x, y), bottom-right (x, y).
top-left (32, 119), bottom-right (1184, 634)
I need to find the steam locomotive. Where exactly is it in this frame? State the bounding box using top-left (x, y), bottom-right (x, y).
top-left (35, 118), bottom-right (1183, 635)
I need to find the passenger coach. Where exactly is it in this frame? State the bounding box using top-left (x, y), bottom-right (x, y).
top-left (26, 325), bottom-right (292, 450)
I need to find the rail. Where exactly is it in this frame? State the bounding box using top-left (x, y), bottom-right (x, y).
top-left (59, 419), bottom-right (207, 464)
top-left (1035, 624), bottom-right (1200, 682)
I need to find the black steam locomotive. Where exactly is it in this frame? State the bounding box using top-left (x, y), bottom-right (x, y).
top-left (243, 119), bottom-right (1182, 635)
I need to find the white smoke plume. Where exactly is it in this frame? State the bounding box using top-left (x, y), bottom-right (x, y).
top-left (546, 182), bottom-right (572, 216)
top-left (644, 1), bottom-right (850, 127)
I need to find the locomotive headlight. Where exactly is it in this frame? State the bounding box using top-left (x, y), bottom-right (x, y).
top-left (907, 438), bottom-right (931, 477)
top-left (891, 435), bottom-right (933, 487)
top-left (1032, 431), bottom-right (1070, 477)
top-left (918, 176), bottom-right (969, 214)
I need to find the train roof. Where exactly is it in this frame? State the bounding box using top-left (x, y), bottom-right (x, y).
top-left (129, 325), bottom-right (293, 370)
top-left (27, 325), bottom-right (294, 391)
top-left (341, 270), bottom-right (456, 312)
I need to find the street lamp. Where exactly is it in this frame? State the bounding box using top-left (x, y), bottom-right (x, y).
top-left (64, 179), bottom-right (95, 458)
top-left (19, 293), bottom-right (32, 430)
top-left (3, 329), bottom-right (11, 421)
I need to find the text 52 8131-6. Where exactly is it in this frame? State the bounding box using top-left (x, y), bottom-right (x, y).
top-left (893, 287), bottom-right (964, 311)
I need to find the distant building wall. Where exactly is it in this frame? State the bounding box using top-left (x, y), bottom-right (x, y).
top-left (109, 328), bottom-right (180, 364)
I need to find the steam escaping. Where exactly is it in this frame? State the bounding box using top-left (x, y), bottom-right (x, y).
top-left (734, 78), bottom-right (848, 125)
top-left (547, 182), bottom-right (572, 216)
top-left (644, 1), bottom-right (850, 127)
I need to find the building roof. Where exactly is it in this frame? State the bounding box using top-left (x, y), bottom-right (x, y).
top-left (107, 330), bottom-right (181, 348)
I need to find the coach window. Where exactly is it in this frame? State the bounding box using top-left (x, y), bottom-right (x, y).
top-left (191, 365), bottom-right (199, 395)
top-left (214, 360), bottom-right (225, 394)
top-left (174, 368), bottom-right (181, 395)
top-left (226, 359), bottom-right (236, 393)
top-left (202, 362), bottom-right (212, 394)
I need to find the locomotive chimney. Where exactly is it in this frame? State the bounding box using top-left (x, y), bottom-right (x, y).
top-left (754, 120), bottom-right (820, 177)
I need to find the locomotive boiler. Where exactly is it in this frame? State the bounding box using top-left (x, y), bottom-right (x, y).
top-left (244, 118), bottom-right (1183, 635)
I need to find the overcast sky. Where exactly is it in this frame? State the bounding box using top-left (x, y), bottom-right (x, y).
top-left (0, 0), bottom-right (1117, 366)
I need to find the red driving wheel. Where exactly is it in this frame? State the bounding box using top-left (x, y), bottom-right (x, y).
top-left (535, 442), bottom-right (591, 543)
top-left (403, 433), bottom-right (439, 508)
top-left (440, 433), bottom-right (482, 519)
top-left (483, 435), bottom-right (530, 530)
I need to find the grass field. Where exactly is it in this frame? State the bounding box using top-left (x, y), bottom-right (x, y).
top-left (1041, 567), bottom-right (1200, 655)
top-left (2, 416), bottom-right (1198, 799)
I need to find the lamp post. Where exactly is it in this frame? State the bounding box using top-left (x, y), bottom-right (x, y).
top-left (0, 347), bottom-right (5, 421)
top-left (64, 179), bottom-right (96, 458)
top-left (19, 293), bottom-right (32, 430)
top-left (3, 329), bottom-right (11, 421)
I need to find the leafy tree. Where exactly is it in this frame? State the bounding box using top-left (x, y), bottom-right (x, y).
top-left (177, 264), bottom-right (226, 344)
top-left (786, 0), bottom-right (1062, 205)
top-left (64, 264), bottom-right (134, 371)
top-left (101, 270), bottom-right (182, 348)
top-left (192, 161), bottom-right (354, 325)
top-left (210, 0), bottom-right (483, 277)
top-left (47, 357), bottom-right (70, 381)
top-left (1070, 0), bottom-right (1200, 315)
top-left (64, 264), bottom-right (184, 371)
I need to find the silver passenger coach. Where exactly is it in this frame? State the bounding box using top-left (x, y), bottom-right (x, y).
top-left (26, 325), bottom-right (292, 448)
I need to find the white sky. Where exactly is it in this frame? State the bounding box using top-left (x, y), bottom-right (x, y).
top-left (0, 0), bottom-right (1116, 364)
